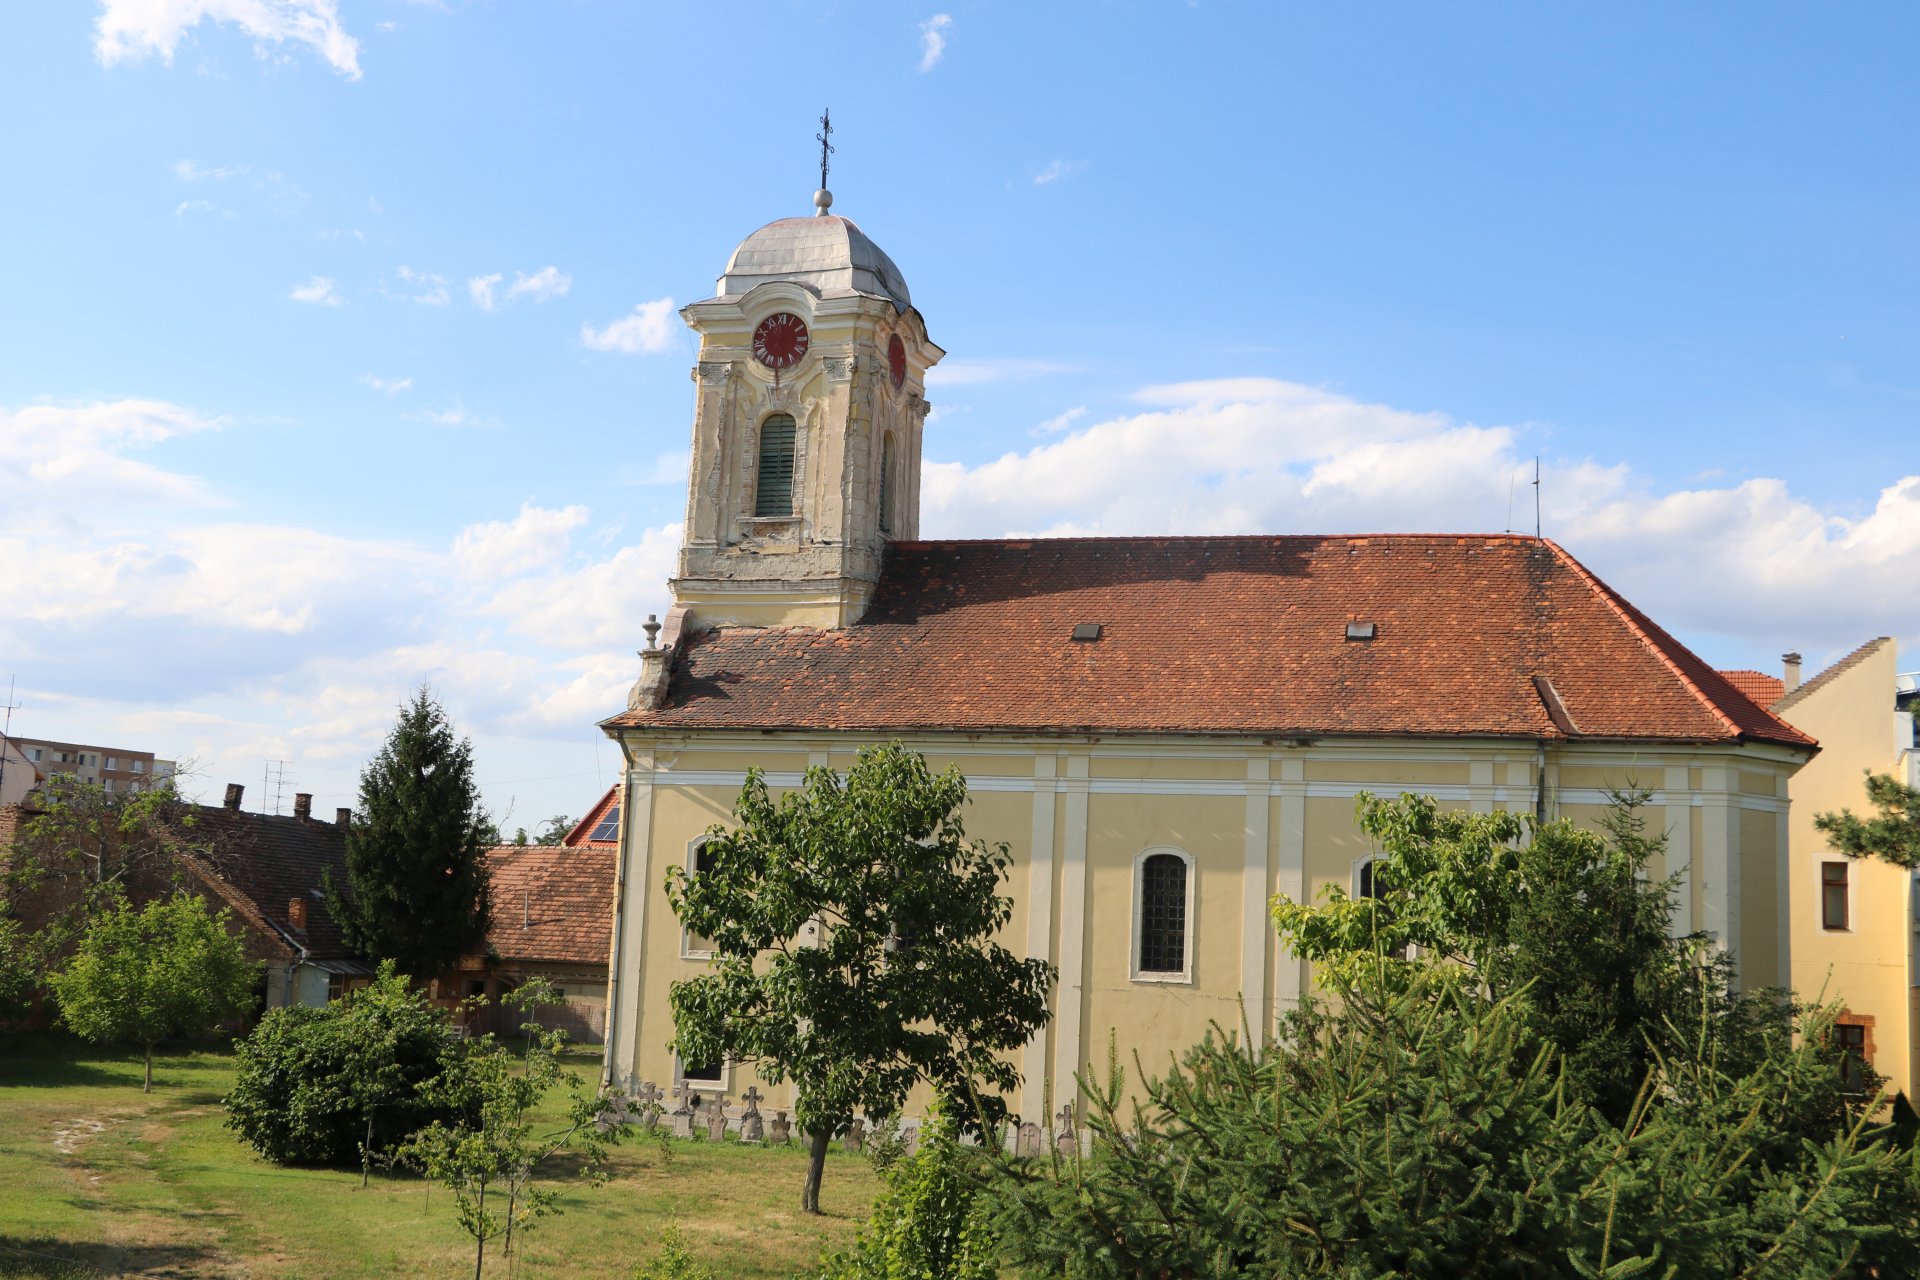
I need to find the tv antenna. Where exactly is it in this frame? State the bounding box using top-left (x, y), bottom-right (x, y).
top-left (0, 677), bottom-right (18, 800)
top-left (262, 759), bottom-right (291, 815)
top-left (1532, 456), bottom-right (1542, 538)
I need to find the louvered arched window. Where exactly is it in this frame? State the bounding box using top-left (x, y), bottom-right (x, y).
top-left (1135, 851), bottom-right (1191, 978)
top-left (878, 432), bottom-right (896, 535)
top-left (754, 415), bottom-right (797, 517)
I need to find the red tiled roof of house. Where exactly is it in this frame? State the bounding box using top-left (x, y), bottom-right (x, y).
top-left (604, 535), bottom-right (1816, 750)
top-left (561, 786), bottom-right (620, 848)
top-left (485, 843), bottom-right (614, 966)
top-left (1719, 670), bottom-right (1786, 709)
top-left (179, 804), bottom-right (358, 961)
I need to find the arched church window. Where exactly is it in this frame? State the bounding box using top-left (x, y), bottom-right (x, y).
top-left (682, 838), bottom-right (719, 958)
top-left (755, 415), bottom-right (797, 517)
top-left (1136, 851), bottom-right (1191, 978)
top-left (879, 433), bottom-right (896, 535)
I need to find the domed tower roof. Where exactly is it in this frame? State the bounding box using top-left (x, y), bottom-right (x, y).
top-left (716, 212), bottom-right (911, 315)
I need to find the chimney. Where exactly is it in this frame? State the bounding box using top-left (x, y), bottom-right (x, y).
top-left (288, 897), bottom-right (308, 930)
top-left (335, 807), bottom-right (352, 826)
top-left (224, 783), bottom-right (244, 811)
top-left (293, 792), bottom-right (312, 820)
top-left (1783, 651), bottom-right (1804, 692)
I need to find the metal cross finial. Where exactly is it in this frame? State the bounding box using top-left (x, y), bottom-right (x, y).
top-left (816, 108), bottom-right (834, 190)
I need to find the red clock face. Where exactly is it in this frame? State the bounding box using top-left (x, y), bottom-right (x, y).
top-left (752, 313), bottom-right (809, 370)
top-left (887, 334), bottom-right (907, 390)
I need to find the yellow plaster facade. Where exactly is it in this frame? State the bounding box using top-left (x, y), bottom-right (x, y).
top-left (602, 733), bottom-right (1803, 1117)
top-left (1776, 639), bottom-right (1920, 1100)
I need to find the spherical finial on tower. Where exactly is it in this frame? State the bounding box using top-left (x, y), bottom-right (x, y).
top-left (813, 188), bottom-right (833, 216)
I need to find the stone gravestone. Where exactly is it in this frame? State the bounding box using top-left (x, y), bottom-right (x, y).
top-left (1015, 1120), bottom-right (1042, 1157)
top-left (738, 1086), bottom-right (765, 1144)
top-left (669, 1082), bottom-right (699, 1140)
top-left (901, 1124), bottom-right (919, 1158)
top-left (705, 1094), bottom-right (731, 1143)
top-left (768, 1109), bottom-right (792, 1145)
top-left (633, 1081), bottom-right (662, 1131)
top-left (841, 1117), bottom-right (866, 1154)
top-left (1055, 1102), bottom-right (1077, 1156)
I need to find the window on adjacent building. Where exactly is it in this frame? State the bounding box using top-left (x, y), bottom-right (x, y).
top-left (1136, 852), bottom-right (1190, 977)
top-left (1834, 1021), bottom-right (1870, 1095)
top-left (129, 760), bottom-right (144, 773)
top-left (588, 804), bottom-right (621, 843)
top-left (1821, 861), bottom-right (1849, 930)
top-left (103, 756), bottom-right (117, 770)
top-left (25, 748), bottom-right (39, 762)
top-left (326, 972), bottom-right (346, 1004)
top-left (754, 415), bottom-right (797, 517)
top-left (878, 433), bottom-right (896, 535)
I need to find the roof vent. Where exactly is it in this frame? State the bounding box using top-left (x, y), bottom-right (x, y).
top-left (1071, 623), bottom-right (1102, 642)
top-left (1345, 621), bottom-right (1377, 641)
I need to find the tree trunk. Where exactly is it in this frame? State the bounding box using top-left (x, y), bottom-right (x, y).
top-left (143, 1046), bottom-right (153, 1093)
top-left (801, 1128), bottom-right (830, 1215)
top-left (362, 1112), bottom-right (374, 1187)
top-left (474, 1232), bottom-right (485, 1280)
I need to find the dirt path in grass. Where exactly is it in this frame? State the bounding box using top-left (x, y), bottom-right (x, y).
top-left (39, 1107), bottom-right (251, 1279)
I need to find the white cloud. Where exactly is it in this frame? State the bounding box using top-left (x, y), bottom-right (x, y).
top-left (357, 374), bottom-right (412, 395)
top-left (174, 199), bottom-right (216, 216)
top-left (1033, 406), bottom-right (1087, 435)
top-left (925, 357), bottom-right (1080, 387)
top-left (918, 13), bottom-right (952, 72)
top-left (581, 297), bottom-right (677, 354)
top-left (407, 400), bottom-right (488, 428)
top-left (289, 275), bottom-right (340, 306)
top-left (920, 376), bottom-right (1920, 659)
top-left (397, 265), bottom-right (449, 306)
top-left (1034, 159), bottom-right (1089, 185)
top-left (173, 159), bottom-right (247, 181)
top-left (454, 503), bottom-right (591, 579)
top-left (507, 266), bottom-right (570, 304)
top-left (468, 273), bottom-right (503, 311)
top-left (469, 267), bottom-right (570, 312)
top-left (96, 0), bottom-right (363, 79)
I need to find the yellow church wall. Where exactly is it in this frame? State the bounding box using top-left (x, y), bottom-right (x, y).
top-left (1774, 640), bottom-right (1915, 1101)
top-left (1303, 759), bottom-right (1469, 785)
top-left (604, 732), bottom-right (1815, 1121)
top-left (1556, 763), bottom-right (1665, 793)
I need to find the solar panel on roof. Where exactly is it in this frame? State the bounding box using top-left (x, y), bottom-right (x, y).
top-left (589, 806), bottom-right (621, 842)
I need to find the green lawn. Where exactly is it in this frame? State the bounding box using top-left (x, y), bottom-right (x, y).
top-left (0, 1035), bottom-right (878, 1280)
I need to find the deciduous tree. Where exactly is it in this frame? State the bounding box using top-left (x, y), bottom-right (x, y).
top-left (50, 893), bottom-right (258, 1091)
top-left (668, 743), bottom-right (1055, 1215)
top-left (326, 688), bottom-right (492, 978)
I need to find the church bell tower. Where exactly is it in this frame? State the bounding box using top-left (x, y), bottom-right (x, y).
top-left (671, 138), bottom-right (943, 630)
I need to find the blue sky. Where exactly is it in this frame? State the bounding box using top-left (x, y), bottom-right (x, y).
top-left (3, 2), bottom-right (1917, 827)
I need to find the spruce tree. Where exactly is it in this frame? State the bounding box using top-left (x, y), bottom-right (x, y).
top-left (326, 688), bottom-right (492, 979)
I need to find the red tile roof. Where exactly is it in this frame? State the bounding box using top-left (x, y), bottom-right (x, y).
top-left (1718, 670), bottom-right (1786, 709)
top-left (562, 786), bottom-right (620, 848)
top-left (605, 535), bottom-right (1815, 750)
top-left (484, 843), bottom-right (614, 967)
top-left (179, 804), bottom-right (358, 961)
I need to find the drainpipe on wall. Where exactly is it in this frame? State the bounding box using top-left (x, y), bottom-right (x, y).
top-left (600, 740), bottom-right (636, 1090)
top-left (1534, 743), bottom-right (1550, 824)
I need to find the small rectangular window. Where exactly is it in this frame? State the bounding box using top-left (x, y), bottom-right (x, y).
top-left (685, 843), bottom-right (719, 955)
top-left (130, 760), bottom-right (144, 773)
top-left (681, 1056), bottom-right (724, 1086)
top-left (1821, 861), bottom-right (1849, 930)
top-left (1835, 1022), bottom-right (1869, 1095)
top-left (26, 748), bottom-right (40, 762)
top-left (1138, 854), bottom-right (1188, 975)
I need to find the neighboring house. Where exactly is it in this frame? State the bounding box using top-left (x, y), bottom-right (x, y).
top-left (0, 782), bottom-right (370, 1013)
top-left (1762, 639), bottom-right (1920, 1100)
top-left (0, 738), bottom-right (42, 808)
top-left (4, 737), bottom-right (175, 796)
top-left (596, 186), bottom-right (1818, 1116)
top-left (461, 787), bottom-right (619, 1043)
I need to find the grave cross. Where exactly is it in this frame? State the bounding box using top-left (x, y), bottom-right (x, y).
top-left (738, 1086), bottom-right (765, 1143)
top-left (705, 1094), bottom-right (731, 1142)
top-left (633, 1081), bottom-right (662, 1130)
top-left (768, 1109), bottom-right (792, 1144)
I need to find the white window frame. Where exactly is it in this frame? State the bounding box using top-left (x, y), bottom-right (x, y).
top-left (1130, 847), bottom-right (1196, 985)
top-left (1816, 857), bottom-right (1855, 934)
top-left (681, 835), bottom-right (718, 960)
top-left (676, 1053), bottom-right (728, 1089)
top-left (1352, 855), bottom-right (1380, 900)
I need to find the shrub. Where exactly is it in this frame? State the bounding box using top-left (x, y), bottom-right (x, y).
top-left (224, 961), bottom-right (466, 1166)
top-left (818, 1104), bottom-right (997, 1280)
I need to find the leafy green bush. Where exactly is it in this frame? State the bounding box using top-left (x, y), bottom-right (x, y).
top-left (223, 961), bottom-right (466, 1166)
top-left (629, 1224), bottom-right (716, 1280)
top-left (817, 1104), bottom-right (996, 1280)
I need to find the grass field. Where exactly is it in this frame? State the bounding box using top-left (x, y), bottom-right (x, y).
top-left (0, 1034), bottom-right (880, 1280)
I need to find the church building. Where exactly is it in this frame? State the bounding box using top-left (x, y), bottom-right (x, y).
top-left (598, 183), bottom-right (1818, 1121)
